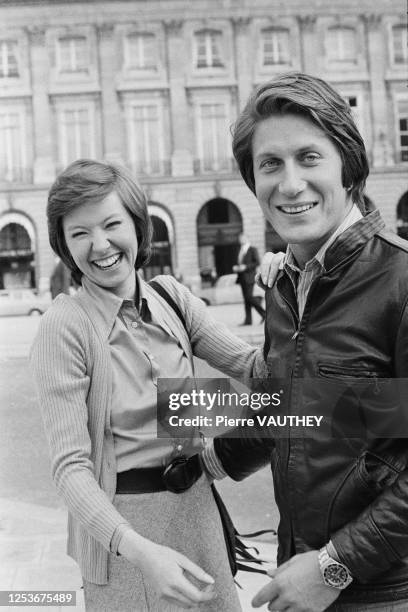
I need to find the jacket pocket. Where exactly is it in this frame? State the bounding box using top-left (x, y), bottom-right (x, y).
top-left (359, 450), bottom-right (404, 493)
top-left (318, 363), bottom-right (389, 380)
top-left (318, 363), bottom-right (401, 438)
top-left (327, 454), bottom-right (378, 537)
top-left (327, 452), bottom-right (403, 537)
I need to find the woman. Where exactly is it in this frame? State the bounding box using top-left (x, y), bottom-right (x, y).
top-left (30, 159), bottom-right (277, 611)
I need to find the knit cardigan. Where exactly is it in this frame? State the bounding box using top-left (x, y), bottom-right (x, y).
top-left (30, 275), bottom-right (262, 584)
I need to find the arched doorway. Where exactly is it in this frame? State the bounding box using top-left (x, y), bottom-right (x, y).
top-left (397, 191), bottom-right (408, 240)
top-left (0, 214), bottom-right (36, 289)
top-left (144, 204), bottom-right (173, 281)
top-left (197, 198), bottom-right (243, 283)
top-left (265, 220), bottom-right (287, 253)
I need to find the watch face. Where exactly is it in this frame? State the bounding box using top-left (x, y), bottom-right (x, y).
top-left (324, 563), bottom-right (348, 587)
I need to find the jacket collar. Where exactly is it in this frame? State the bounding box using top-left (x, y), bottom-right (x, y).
top-left (284, 204), bottom-right (363, 273)
top-left (276, 205), bottom-right (386, 292)
top-left (323, 207), bottom-right (385, 271)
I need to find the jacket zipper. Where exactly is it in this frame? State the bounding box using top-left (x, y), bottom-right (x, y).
top-left (279, 292), bottom-right (299, 341)
top-left (282, 276), bottom-right (319, 541)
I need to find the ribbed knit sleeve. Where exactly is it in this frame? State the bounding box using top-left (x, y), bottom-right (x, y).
top-left (30, 297), bottom-right (131, 552)
top-left (153, 275), bottom-right (263, 384)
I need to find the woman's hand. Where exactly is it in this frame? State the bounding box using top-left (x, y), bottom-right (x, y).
top-left (118, 530), bottom-right (215, 609)
top-left (256, 251), bottom-right (285, 289)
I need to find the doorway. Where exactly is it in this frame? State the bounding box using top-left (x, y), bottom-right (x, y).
top-left (196, 197), bottom-right (243, 284)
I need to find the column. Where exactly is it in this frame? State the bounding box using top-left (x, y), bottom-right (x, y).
top-left (97, 23), bottom-right (123, 162)
top-left (232, 17), bottom-right (251, 111)
top-left (297, 15), bottom-right (317, 73)
top-left (28, 26), bottom-right (55, 183)
top-left (164, 19), bottom-right (193, 177)
top-left (363, 13), bottom-right (393, 167)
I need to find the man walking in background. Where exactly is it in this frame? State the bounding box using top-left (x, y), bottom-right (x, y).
top-left (233, 232), bottom-right (266, 325)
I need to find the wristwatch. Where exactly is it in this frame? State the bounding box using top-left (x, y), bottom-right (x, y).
top-left (318, 546), bottom-right (353, 590)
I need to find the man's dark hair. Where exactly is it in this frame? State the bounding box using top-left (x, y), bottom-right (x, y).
top-left (232, 72), bottom-right (369, 210)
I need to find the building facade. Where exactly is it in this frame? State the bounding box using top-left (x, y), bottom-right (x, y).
top-left (0, 0), bottom-right (406, 292)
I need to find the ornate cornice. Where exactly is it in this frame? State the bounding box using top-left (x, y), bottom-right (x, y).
top-left (231, 16), bottom-right (251, 34)
top-left (26, 25), bottom-right (46, 44)
top-left (362, 13), bottom-right (382, 29)
top-left (297, 15), bottom-right (317, 31)
top-left (163, 19), bottom-right (184, 36)
top-left (97, 22), bottom-right (115, 37)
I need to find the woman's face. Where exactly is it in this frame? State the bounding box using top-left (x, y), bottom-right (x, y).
top-left (63, 190), bottom-right (139, 299)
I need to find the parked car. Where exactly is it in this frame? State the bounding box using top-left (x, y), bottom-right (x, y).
top-left (0, 289), bottom-right (51, 316)
top-left (197, 273), bottom-right (265, 306)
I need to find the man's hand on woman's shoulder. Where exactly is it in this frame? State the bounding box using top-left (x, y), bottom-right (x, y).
top-left (256, 251), bottom-right (285, 289)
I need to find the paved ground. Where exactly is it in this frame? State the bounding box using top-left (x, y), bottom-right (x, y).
top-left (0, 302), bottom-right (265, 359)
top-left (0, 304), bottom-right (277, 611)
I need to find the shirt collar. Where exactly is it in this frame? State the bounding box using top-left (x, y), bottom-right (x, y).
top-left (121, 274), bottom-right (150, 316)
top-left (283, 204), bottom-right (363, 273)
top-left (80, 272), bottom-right (150, 337)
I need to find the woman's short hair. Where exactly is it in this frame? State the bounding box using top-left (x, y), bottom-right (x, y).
top-left (47, 159), bottom-right (152, 285)
top-left (232, 72), bottom-right (369, 210)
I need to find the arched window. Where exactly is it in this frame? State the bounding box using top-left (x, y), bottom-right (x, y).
top-left (0, 223), bottom-right (31, 251)
top-left (0, 221), bottom-right (35, 289)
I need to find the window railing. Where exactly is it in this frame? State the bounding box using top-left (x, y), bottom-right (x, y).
top-left (196, 58), bottom-right (224, 68)
top-left (193, 157), bottom-right (237, 174)
top-left (0, 67), bottom-right (19, 78)
top-left (128, 159), bottom-right (171, 177)
top-left (0, 167), bottom-right (33, 183)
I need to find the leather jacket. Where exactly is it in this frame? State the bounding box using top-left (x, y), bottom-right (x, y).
top-left (215, 208), bottom-right (408, 603)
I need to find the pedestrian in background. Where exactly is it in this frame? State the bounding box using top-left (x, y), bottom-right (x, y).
top-left (30, 159), bottom-right (277, 612)
top-left (233, 232), bottom-right (266, 325)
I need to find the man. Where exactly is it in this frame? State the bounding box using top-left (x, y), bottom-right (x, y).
top-left (233, 232), bottom-right (266, 325)
top-left (204, 72), bottom-right (408, 611)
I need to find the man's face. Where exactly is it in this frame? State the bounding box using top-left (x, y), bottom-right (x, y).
top-left (252, 113), bottom-right (353, 266)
